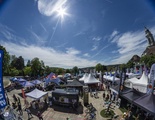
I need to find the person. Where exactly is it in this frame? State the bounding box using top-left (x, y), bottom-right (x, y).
top-left (17, 103), bottom-right (23, 115)
top-left (37, 111), bottom-right (43, 120)
top-left (25, 108), bottom-right (33, 119)
top-left (102, 92), bottom-right (105, 99)
top-left (12, 94), bottom-right (17, 103)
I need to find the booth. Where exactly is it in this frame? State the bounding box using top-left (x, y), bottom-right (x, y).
top-left (51, 88), bottom-right (79, 107)
top-left (25, 88), bottom-right (48, 109)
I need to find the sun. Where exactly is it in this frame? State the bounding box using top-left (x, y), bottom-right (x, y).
top-left (56, 7), bottom-right (68, 19)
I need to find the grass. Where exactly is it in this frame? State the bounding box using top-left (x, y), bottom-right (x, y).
top-left (100, 109), bottom-right (115, 118)
top-left (119, 107), bottom-right (128, 113)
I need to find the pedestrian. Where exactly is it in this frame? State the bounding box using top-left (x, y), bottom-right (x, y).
top-left (17, 103), bottom-right (23, 115)
top-left (13, 94), bottom-right (18, 103)
top-left (103, 92), bottom-right (105, 99)
top-left (17, 97), bottom-right (21, 104)
top-left (25, 108), bottom-right (33, 119)
top-left (37, 111), bottom-right (43, 120)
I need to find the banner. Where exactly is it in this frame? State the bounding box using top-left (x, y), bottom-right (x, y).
top-left (0, 50), bottom-right (7, 109)
top-left (147, 64), bottom-right (155, 94)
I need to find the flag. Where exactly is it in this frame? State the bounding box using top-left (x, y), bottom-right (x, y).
top-left (0, 50), bottom-right (7, 108)
top-left (147, 64), bottom-right (155, 94)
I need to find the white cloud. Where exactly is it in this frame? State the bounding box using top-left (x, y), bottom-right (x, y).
top-left (91, 36), bottom-right (102, 51)
top-left (66, 47), bottom-right (80, 55)
top-left (92, 36), bottom-right (102, 41)
top-left (1, 41), bottom-right (97, 68)
top-left (109, 30), bottom-right (119, 41)
top-left (37, 0), bottom-right (68, 16)
top-left (108, 26), bottom-right (155, 64)
top-left (91, 45), bottom-right (109, 58)
top-left (91, 45), bottom-right (98, 51)
top-left (83, 53), bottom-right (90, 57)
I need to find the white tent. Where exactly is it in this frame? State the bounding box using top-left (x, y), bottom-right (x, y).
top-left (84, 73), bottom-right (100, 84)
top-left (103, 75), bottom-right (120, 82)
top-left (132, 72), bottom-right (148, 93)
top-left (79, 73), bottom-right (89, 81)
top-left (25, 88), bottom-right (48, 100)
top-left (125, 77), bottom-right (139, 88)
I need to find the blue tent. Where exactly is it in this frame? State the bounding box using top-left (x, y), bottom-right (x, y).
top-left (20, 81), bottom-right (35, 87)
top-left (10, 77), bottom-right (18, 82)
top-left (17, 78), bottom-right (27, 82)
top-left (45, 77), bottom-right (62, 85)
top-left (46, 72), bottom-right (56, 80)
top-left (31, 79), bottom-right (42, 85)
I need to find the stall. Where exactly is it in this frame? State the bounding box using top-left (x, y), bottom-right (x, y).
top-left (51, 88), bottom-right (79, 107)
top-left (25, 88), bottom-right (48, 109)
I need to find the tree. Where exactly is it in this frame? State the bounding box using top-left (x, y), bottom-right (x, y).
top-left (0, 45), bottom-right (10, 75)
top-left (26, 60), bottom-right (31, 67)
top-left (24, 67), bottom-right (32, 76)
top-left (10, 68), bottom-right (19, 76)
top-left (72, 66), bottom-right (78, 75)
top-left (140, 55), bottom-right (155, 68)
top-left (44, 66), bottom-right (51, 76)
top-left (95, 63), bottom-right (103, 72)
top-left (119, 64), bottom-right (126, 72)
top-left (31, 57), bottom-right (41, 76)
top-left (66, 69), bottom-right (71, 73)
top-left (126, 60), bottom-right (134, 68)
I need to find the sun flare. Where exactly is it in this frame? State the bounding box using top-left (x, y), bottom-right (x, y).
top-left (56, 7), bottom-right (68, 19)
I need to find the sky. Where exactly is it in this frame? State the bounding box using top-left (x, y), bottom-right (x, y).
top-left (0, 0), bottom-right (155, 68)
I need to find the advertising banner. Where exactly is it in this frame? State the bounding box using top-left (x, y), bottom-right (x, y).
top-left (147, 64), bottom-right (155, 94)
top-left (0, 50), bottom-right (7, 109)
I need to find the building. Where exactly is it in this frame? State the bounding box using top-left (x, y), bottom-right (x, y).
top-left (142, 27), bottom-right (155, 56)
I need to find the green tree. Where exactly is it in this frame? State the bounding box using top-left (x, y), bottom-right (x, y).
top-left (26, 60), bottom-right (31, 67)
top-left (66, 69), bottom-right (71, 73)
top-left (126, 60), bottom-right (134, 68)
top-left (44, 66), bottom-right (51, 75)
top-left (31, 57), bottom-right (41, 76)
top-left (119, 64), bottom-right (126, 72)
top-left (0, 45), bottom-right (10, 75)
top-left (140, 55), bottom-right (155, 68)
top-left (72, 66), bottom-right (78, 75)
top-left (24, 66), bottom-right (32, 76)
top-left (10, 68), bottom-right (19, 76)
top-left (95, 63), bottom-right (103, 72)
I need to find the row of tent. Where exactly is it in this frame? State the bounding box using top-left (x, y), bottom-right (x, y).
top-left (10, 72), bottom-right (64, 88)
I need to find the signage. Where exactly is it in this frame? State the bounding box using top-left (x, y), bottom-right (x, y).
top-left (0, 50), bottom-right (7, 109)
top-left (147, 64), bottom-right (155, 94)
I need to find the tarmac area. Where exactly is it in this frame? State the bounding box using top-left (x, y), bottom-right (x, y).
top-left (6, 87), bottom-right (123, 120)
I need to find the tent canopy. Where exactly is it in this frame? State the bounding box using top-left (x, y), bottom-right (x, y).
top-left (121, 88), bottom-right (145, 103)
top-left (31, 79), bottom-right (42, 85)
top-left (131, 72), bottom-right (148, 86)
top-left (20, 81), bottom-right (35, 87)
top-left (66, 79), bottom-right (84, 87)
top-left (84, 73), bottom-right (100, 84)
top-left (25, 88), bottom-right (48, 99)
top-left (134, 94), bottom-right (155, 115)
top-left (79, 73), bottom-right (88, 81)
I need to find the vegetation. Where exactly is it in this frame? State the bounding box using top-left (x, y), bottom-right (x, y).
top-left (100, 109), bottom-right (115, 118)
top-left (0, 44), bottom-right (155, 77)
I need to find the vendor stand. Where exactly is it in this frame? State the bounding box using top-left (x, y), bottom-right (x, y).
top-left (51, 88), bottom-right (79, 108)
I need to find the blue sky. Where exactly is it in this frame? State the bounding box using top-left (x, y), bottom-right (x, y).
top-left (0, 0), bottom-right (155, 68)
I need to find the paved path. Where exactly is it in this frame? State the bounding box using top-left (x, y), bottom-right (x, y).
top-left (6, 88), bottom-right (123, 120)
